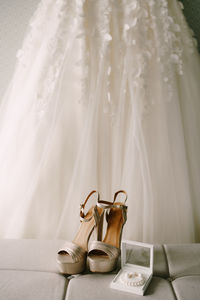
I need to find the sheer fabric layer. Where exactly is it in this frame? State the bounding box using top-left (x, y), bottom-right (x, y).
top-left (0, 0), bottom-right (200, 243)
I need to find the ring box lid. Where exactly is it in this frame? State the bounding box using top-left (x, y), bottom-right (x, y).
top-left (121, 240), bottom-right (154, 274)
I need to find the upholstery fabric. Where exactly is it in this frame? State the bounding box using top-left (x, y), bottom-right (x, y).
top-left (153, 245), bottom-right (169, 278)
top-left (66, 275), bottom-right (176, 300)
top-left (0, 239), bottom-right (68, 300)
top-left (0, 239), bottom-right (66, 272)
top-left (0, 270), bottom-right (67, 300)
top-left (0, 240), bottom-right (200, 300)
top-left (172, 276), bottom-right (200, 300)
top-left (164, 244), bottom-right (200, 277)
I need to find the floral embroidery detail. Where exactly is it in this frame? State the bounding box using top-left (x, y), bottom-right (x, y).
top-left (15, 0), bottom-right (198, 117)
top-left (17, 0), bottom-right (79, 116)
top-left (118, 0), bottom-right (198, 113)
top-left (105, 33), bottom-right (112, 41)
top-left (35, 1), bottom-right (78, 115)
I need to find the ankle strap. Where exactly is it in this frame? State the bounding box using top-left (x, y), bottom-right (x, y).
top-left (97, 190), bottom-right (128, 210)
top-left (97, 200), bottom-right (115, 209)
top-left (114, 190), bottom-right (128, 204)
top-left (113, 190), bottom-right (128, 224)
top-left (80, 190), bottom-right (100, 222)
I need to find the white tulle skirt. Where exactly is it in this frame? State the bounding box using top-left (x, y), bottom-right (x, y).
top-left (0, 0), bottom-right (200, 243)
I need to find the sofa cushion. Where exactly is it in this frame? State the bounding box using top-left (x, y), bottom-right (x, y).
top-left (164, 244), bottom-right (200, 277)
top-left (1, 240), bottom-right (199, 300)
top-left (172, 276), bottom-right (200, 300)
top-left (153, 245), bottom-right (169, 277)
top-left (0, 270), bottom-right (67, 300)
top-left (0, 240), bottom-right (169, 276)
top-left (0, 239), bottom-right (64, 273)
top-left (66, 274), bottom-right (176, 300)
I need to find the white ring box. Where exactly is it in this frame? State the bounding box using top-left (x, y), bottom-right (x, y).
top-left (110, 240), bottom-right (154, 296)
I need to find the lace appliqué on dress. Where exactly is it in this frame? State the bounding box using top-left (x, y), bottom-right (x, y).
top-left (16, 0), bottom-right (199, 117)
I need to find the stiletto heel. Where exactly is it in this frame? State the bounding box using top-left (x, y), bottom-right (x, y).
top-left (57, 190), bottom-right (104, 275)
top-left (88, 190), bottom-right (128, 273)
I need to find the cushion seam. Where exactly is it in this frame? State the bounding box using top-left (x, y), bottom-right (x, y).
top-left (162, 244), bottom-right (170, 277)
top-left (172, 274), bottom-right (200, 280)
top-left (169, 281), bottom-right (178, 300)
top-left (0, 268), bottom-right (64, 275)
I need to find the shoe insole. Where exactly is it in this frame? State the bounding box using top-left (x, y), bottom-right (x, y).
top-left (103, 202), bottom-right (124, 249)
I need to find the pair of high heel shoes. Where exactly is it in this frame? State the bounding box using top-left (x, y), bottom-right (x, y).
top-left (57, 190), bottom-right (128, 274)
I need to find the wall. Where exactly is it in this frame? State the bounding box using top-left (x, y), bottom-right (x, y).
top-left (182, 0), bottom-right (200, 50)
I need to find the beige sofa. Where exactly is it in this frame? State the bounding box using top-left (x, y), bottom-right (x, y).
top-left (0, 239), bottom-right (200, 300)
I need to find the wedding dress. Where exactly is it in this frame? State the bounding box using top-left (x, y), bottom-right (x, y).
top-left (0, 0), bottom-right (200, 243)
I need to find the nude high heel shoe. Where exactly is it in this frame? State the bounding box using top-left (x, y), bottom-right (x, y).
top-left (88, 190), bottom-right (128, 273)
top-left (57, 190), bottom-right (104, 275)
